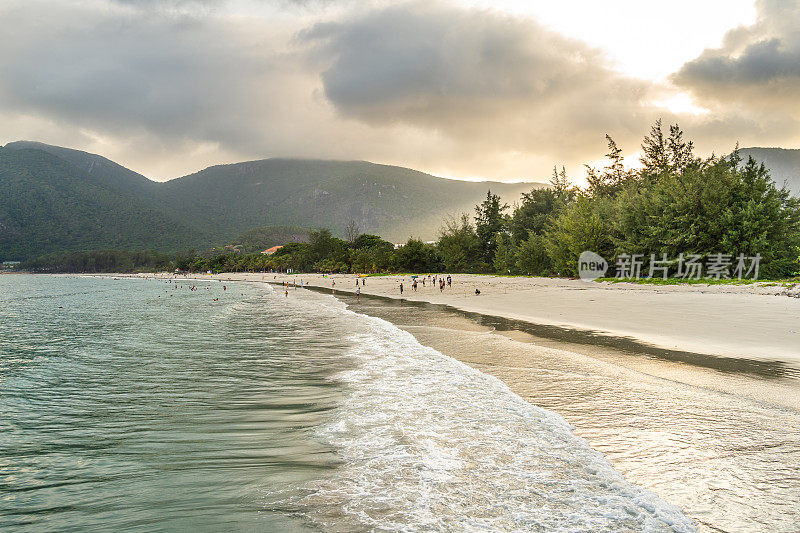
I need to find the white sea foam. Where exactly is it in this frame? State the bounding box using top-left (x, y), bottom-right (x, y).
top-left (287, 290), bottom-right (696, 532)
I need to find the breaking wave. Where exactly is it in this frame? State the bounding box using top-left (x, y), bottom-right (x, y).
top-left (285, 290), bottom-right (695, 532)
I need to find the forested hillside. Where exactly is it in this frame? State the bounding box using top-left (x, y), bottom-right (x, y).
top-left (0, 147), bottom-right (203, 260)
top-left (161, 159), bottom-right (538, 242)
top-left (6, 137), bottom-right (796, 265)
top-left (0, 142), bottom-right (542, 260)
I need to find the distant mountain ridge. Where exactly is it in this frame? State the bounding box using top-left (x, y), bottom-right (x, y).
top-left (5, 141), bottom-right (155, 191)
top-left (738, 147), bottom-right (800, 196)
top-left (160, 158), bottom-right (539, 242)
top-left (0, 141), bottom-right (544, 260)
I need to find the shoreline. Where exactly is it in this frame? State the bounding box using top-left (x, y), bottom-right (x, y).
top-left (194, 271), bottom-right (799, 363)
top-left (79, 271), bottom-right (800, 408)
top-left (286, 276), bottom-right (800, 410)
top-left (337, 291), bottom-right (800, 532)
top-left (90, 270), bottom-right (800, 410)
top-left (278, 276), bottom-right (800, 532)
top-left (48, 272), bottom-right (800, 530)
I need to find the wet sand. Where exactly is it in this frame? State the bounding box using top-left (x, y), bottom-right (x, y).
top-left (132, 271), bottom-right (800, 407)
top-left (253, 273), bottom-right (800, 408)
top-left (128, 272), bottom-right (800, 361)
top-left (127, 272), bottom-right (800, 531)
top-left (330, 290), bottom-right (800, 533)
top-left (266, 273), bottom-right (800, 363)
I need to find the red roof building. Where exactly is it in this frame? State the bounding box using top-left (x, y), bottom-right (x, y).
top-left (261, 245), bottom-right (284, 255)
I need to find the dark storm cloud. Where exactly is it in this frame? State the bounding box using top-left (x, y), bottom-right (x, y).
top-left (0, 1), bottom-right (308, 156)
top-left (4, 0), bottom-right (791, 182)
top-left (673, 0), bottom-right (800, 114)
top-left (300, 3), bottom-right (658, 158)
top-left (0, 0), bottom-right (668, 179)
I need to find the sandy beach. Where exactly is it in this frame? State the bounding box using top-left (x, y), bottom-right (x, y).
top-left (99, 271), bottom-right (800, 530)
top-left (134, 270), bottom-right (800, 408)
top-left (197, 272), bottom-right (800, 363)
top-left (250, 272), bottom-right (800, 531)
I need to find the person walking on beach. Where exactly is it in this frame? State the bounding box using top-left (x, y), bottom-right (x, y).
top-left (400, 282), bottom-right (403, 295)
top-left (412, 279), bottom-right (418, 291)
top-left (447, 275), bottom-right (451, 287)
top-left (356, 286), bottom-right (360, 303)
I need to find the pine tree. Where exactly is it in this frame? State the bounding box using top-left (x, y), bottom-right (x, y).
top-left (606, 134), bottom-right (625, 181)
top-left (640, 119), bottom-right (669, 175)
top-left (475, 190), bottom-right (508, 263)
top-left (550, 165), bottom-right (571, 195)
top-left (729, 142), bottom-right (742, 170)
top-left (667, 124), bottom-right (695, 173)
top-left (586, 135), bottom-right (629, 198)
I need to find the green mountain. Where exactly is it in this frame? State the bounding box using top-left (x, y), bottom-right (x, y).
top-left (739, 147), bottom-right (800, 196)
top-left (0, 142), bottom-right (543, 261)
top-left (161, 158), bottom-right (540, 243)
top-left (4, 141), bottom-right (157, 196)
top-left (3, 141), bottom-right (204, 234)
top-left (0, 146), bottom-right (203, 260)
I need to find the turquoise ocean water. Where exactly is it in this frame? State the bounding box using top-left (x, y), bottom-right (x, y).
top-left (0, 275), bottom-right (693, 532)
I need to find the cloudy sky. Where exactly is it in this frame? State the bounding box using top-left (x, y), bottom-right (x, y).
top-left (0, 0), bottom-right (797, 182)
